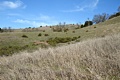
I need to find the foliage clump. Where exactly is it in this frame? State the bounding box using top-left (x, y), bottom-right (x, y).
top-left (47, 36), bottom-right (80, 46)
top-left (72, 31), bottom-right (75, 33)
top-left (38, 33), bottom-right (42, 36)
top-left (44, 34), bottom-right (49, 36)
top-left (22, 34), bottom-right (28, 38)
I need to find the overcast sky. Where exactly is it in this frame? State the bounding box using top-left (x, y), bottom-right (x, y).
top-left (0, 0), bottom-right (120, 29)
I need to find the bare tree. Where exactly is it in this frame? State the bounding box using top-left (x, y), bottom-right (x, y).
top-left (63, 22), bottom-right (66, 27)
top-left (118, 6), bottom-right (120, 12)
top-left (92, 13), bottom-right (109, 24)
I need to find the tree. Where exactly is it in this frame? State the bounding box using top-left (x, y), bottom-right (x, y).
top-left (8, 27), bottom-right (12, 32)
top-left (92, 13), bottom-right (109, 24)
top-left (84, 21), bottom-right (93, 27)
top-left (0, 28), bottom-right (2, 32)
top-left (118, 6), bottom-right (120, 12)
top-left (63, 22), bottom-right (66, 27)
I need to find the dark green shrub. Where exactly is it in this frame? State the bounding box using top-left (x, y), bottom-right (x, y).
top-left (22, 34), bottom-right (28, 38)
top-left (47, 37), bottom-right (78, 46)
top-left (94, 26), bottom-right (96, 28)
top-left (47, 38), bottom-right (57, 46)
top-left (84, 21), bottom-right (93, 27)
top-left (78, 36), bottom-right (81, 38)
top-left (38, 33), bottom-right (42, 36)
top-left (0, 46), bottom-right (23, 56)
top-left (81, 25), bottom-right (84, 28)
top-left (72, 37), bottom-right (77, 41)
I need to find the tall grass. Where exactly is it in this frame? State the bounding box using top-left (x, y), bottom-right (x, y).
top-left (0, 34), bottom-right (120, 80)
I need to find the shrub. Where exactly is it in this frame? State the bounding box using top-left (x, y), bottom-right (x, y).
top-left (0, 46), bottom-right (27, 56)
top-left (22, 34), bottom-right (28, 38)
top-left (86, 30), bottom-right (88, 32)
top-left (44, 34), bottom-right (49, 36)
top-left (64, 28), bottom-right (69, 32)
top-left (38, 33), bottom-right (42, 36)
top-left (43, 30), bottom-right (45, 32)
top-left (101, 35), bottom-right (105, 37)
top-left (78, 36), bottom-right (81, 38)
top-left (47, 37), bottom-right (78, 46)
top-left (84, 21), bottom-right (93, 27)
top-left (52, 27), bottom-right (62, 32)
top-left (94, 26), bottom-right (96, 28)
top-left (72, 31), bottom-right (75, 33)
top-left (72, 37), bottom-right (78, 41)
top-left (81, 25), bottom-right (84, 28)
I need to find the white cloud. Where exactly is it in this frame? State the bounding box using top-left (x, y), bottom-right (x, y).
top-left (7, 13), bottom-right (21, 16)
top-left (33, 14), bottom-right (52, 21)
top-left (39, 15), bottom-right (51, 20)
top-left (0, 0), bottom-right (25, 9)
top-left (93, 0), bottom-right (99, 7)
top-left (62, 0), bottom-right (99, 12)
top-left (61, 6), bottom-right (85, 12)
top-left (14, 19), bottom-right (30, 23)
top-left (13, 14), bottom-right (58, 27)
top-left (14, 19), bottom-right (50, 27)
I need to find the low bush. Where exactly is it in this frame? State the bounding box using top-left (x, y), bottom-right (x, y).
top-left (52, 27), bottom-right (62, 32)
top-left (78, 36), bottom-right (81, 38)
top-left (44, 34), bottom-right (49, 36)
top-left (0, 45), bottom-right (29, 56)
top-left (72, 37), bottom-right (78, 41)
top-left (86, 30), bottom-right (88, 32)
top-left (43, 30), bottom-right (45, 32)
top-left (22, 34), bottom-right (28, 38)
top-left (38, 33), bottom-right (42, 36)
top-left (72, 31), bottom-right (75, 33)
top-left (47, 37), bottom-right (78, 46)
top-left (64, 28), bottom-right (69, 32)
top-left (81, 24), bottom-right (84, 28)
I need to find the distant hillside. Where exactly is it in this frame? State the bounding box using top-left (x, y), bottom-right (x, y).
top-left (100, 15), bottom-right (120, 25)
top-left (0, 16), bottom-right (120, 56)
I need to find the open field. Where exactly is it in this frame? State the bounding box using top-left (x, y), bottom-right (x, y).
top-left (0, 16), bottom-right (120, 56)
top-left (0, 33), bottom-right (120, 80)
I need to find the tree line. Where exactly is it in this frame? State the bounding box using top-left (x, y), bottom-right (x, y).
top-left (0, 27), bottom-right (14, 33)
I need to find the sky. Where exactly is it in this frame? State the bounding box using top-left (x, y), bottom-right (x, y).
top-left (0, 0), bottom-right (120, 29)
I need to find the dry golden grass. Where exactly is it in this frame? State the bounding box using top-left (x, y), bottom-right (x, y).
top-left (0, 33), bottom-right (120, 80)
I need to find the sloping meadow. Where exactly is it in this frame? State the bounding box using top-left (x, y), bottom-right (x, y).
top-left (0, 34), bottom-right (120, 80)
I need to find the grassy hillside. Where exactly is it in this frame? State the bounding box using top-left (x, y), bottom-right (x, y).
top-left (0, 16), bottom-right (120, 56)
top-left (0, 33), bottom-right (120, 80)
